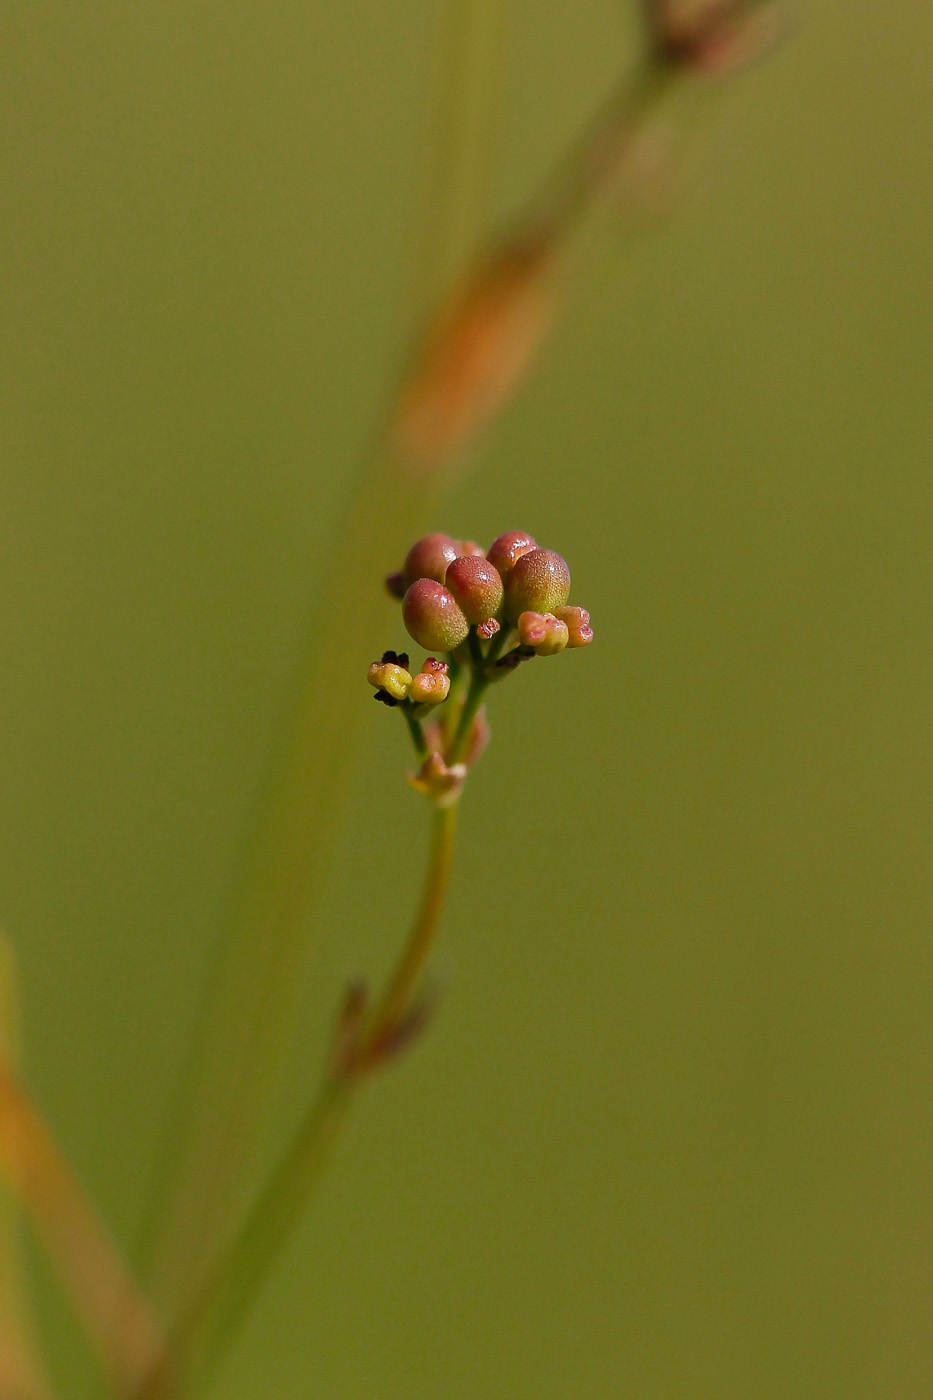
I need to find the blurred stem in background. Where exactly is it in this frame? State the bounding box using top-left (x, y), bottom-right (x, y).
top-left (141, 0), bottom-right (511, 1330)
top-left (0, 934), bottom-right (54, 1400)
top-left (0, 934), bottom-right (163, 1400)
top-left (143, 0), bottom-right (783, 1355)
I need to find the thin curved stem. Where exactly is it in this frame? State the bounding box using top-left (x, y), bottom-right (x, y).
top-left (447, 671), bottom-right (489, 766)
top-left (143, 800), bottom-right (459, 1400)
top-left (364, 801), bottom-right (458, 1045)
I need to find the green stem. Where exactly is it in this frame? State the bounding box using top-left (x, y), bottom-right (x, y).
top-left (148, 801), bottom-right (459, 1400)
top-left (364, 801), bottom-right (458, 1045)
top-left (447, 670), bottom-right (488, 766)
top-left (403, 705), bottom-right (429, 759)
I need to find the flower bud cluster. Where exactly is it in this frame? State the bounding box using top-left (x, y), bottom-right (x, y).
top-left (369, 651), bottom-right (450, 708)
top-left (382, 530), bottom-right (592, 663)
top-left (373, 530), bottom-right (593, 796)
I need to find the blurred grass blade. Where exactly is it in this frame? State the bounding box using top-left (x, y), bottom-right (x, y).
top-left (143, 1), bottom-right (509, 1323)
top-left (0, 935), bottom-right (56, 1400)
top-left (0, 1055), bottom-right (163, 1397)
top-left (413, 0), bottom-right (507, 312)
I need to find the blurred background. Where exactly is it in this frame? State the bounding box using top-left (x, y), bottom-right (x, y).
top-left (1, 1), bottom-right (932, 1396)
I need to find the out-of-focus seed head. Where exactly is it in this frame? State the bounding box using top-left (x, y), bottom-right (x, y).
top-left (486, 531), bottom-right (537, 581)
top-left (367, 661), bottom-right (413, 700)
top-left (444, 555), bottom-right (505, 625)
top-left (410, 669), bottom-right (451, 706)
top-left (385, 571), bottom-right (406, 599)
top-left (476, 618), bottom-right (500, 641)
top-left (403, 533), bottom-right (460, 587)
top-left (402, 579), bottom-right (470, 652)
top-left (553, 605), bottom-right (594, 648)
top-left (505, 548), bottom-right (571, 622)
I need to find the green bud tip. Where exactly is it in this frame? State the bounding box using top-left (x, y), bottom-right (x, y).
top-left (444, 554), bottom-right (505, 624)
top-left (485, 530), bottom-right (537, 581)
top-left (504, 548), bottom-right (571, 622)
top-left (403, 533), bottom-right (460, 587)
top-left (553, 605), bottom-right (593, 647)
top-left (401, 578), bottom-right (470, 652)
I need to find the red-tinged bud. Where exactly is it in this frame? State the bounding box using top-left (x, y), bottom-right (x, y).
top-left (517, 611), bottom-right (568, 655)
top-left (422, 656), bottom-right (448, 674)
top-left (403, 533), bottom-right (460, 587)
top-left (504, 548), bottom-right (571, 622)
top-left (535, 614), bottom-right (569, 656)
top-left (476, 617), bottom-right (500, 641)
top-left (368, 660), bottom-right (413, 700)
top-left (486, 531), bottom-right (537, 581)
top-left (458, 539), bottom-right (485, 558)
top-left (517, 611), bottom-right (548, 647)
top-left (553, 605), bottom-right (594, 647)
top-left (385, 571), bottom-right (406, 599)
top-left (444, 555), bottom-right (504, 625)
top-left (402, 579), bottom-right (470, 652)
top-left (410, 669), bottom-right (451, 706)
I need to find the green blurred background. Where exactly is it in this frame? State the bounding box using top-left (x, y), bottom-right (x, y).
top-left (2, 1), bottom-right (932, 1396)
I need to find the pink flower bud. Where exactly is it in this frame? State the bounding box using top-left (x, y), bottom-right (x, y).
top-left (535, 614), bottom-right (569, 656)
top-left (403, 533), bottom-right (460, 587)
top-left (476, 618), bottom-right (500, 641)
top-left (517, 611), bottom-right (548, 647)
top-left (485, 531), bottom-right (537, 581)
top-left (517, 612), bottom-right (569, 656)
top-left (504, 548), bottom-right (571, 622)
top-left (553, 605), bottom-right (594, 648)
top-left (458, 539), bottom-right (486, 558)
top-left (444, 555), bottom-right (505, 625)
top-left (422, 656), bottom-right (448, 674)
top-left (410, 669), bottom-right (451, 706)
top-left (402, 579), bottom-right (470, 652)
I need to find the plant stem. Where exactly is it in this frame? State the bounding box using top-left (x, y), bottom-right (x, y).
top-left (447, 670), bottom-right (489, 766)
top-left (0, 1060), bottom-right (164, 1398)
top-left (403, 705), bottom-right (429, 759)
top-left (364, 801), bottom-right (458, 1046)
top-left (146, 800), bottom-right (460, 1400)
